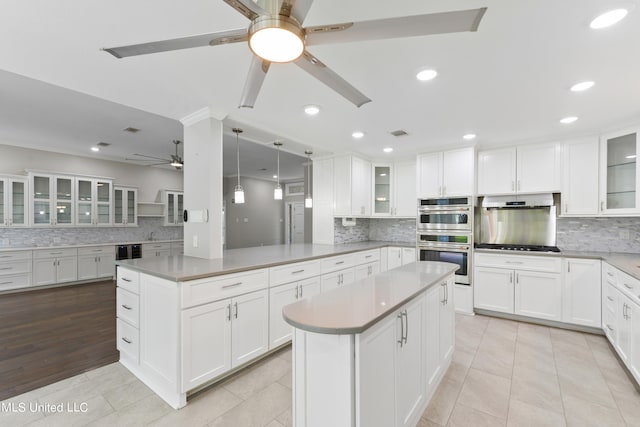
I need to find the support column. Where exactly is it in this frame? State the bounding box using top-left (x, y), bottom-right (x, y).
top-left (180, 108), bottom-right (224, 259)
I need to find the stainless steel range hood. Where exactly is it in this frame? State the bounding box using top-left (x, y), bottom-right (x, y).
top-left (481, 193), bottom-right (554, 208)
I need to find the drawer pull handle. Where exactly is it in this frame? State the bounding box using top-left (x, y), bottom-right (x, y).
top-left (0, 281), bottom-right (13, 285)
top-left (122, 304), bottom-right (133, 310)
top-left (365, 255), bottom-right (373, 258)
top-left (505, 261), bottom-right (523, 264)
top-left (0, 255), bottom-right (12, 258)
top-left (607, 296), bottom-right (614, 302)
top-left (0, 267), bottom-right (12, 270)
top-left (292, 269), bottom-right (305, 274)
top-left (624, 283), bottom-right (633, 290)
top-left (606, 324), bottom-right (614, 331)
top-left (335, 261), bottom-right (345, 265)
top-left (607, 272), bottom-right (614, 277)
top-left (121, 337), bottom-right (132, 344)
top-left (121, 278), bottom-right (132, 282)
top-left (223, 282), bottom-right (242, 289)
top-left (49, 252), bottom-right (63, 255)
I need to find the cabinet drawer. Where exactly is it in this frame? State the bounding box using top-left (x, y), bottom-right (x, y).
top-left (321, 254), bottom-right (355, 274)
top-left (82, 245), bottom-right (113, 255)
top-left (616, 270), bottom-right (640, 304)
top-left (0, 260), bottom-right (31, 276)
top-left (603, 282), bottom-right (617, 313)
top-left (181, 269), bottom-right (268, 309)
top-left (117, 287), bottom-right (140, 328)
top-left (269, 260), bottom-right (322, 286)
top-left (117, 267), bottom-right (140, 294)
top-left (603, 263), bottom-right (617, 286)
top-left (143, 243), bottom-right (171, 251)
top-left (0, 274), bottom-right (31, 291)
top-left (603, 309), bottom-right (616, 340)
top-left (117, 318), bottom-right (139, 364)
top-left (33, 248), bottom-right (78, 259)
top-left (353, 249), bottom-right (380, 265)
top-left (0, 250), bottom-right (32, 261)
top-left (474, 253), bottom-right (561, 273)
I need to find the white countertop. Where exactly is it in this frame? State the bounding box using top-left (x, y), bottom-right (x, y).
top-left (282, 261), bottom-right (458, 334)
top-left (116, 241), bottom-right (415, 282)
top-left (0, 240), bottom-right (183, 252)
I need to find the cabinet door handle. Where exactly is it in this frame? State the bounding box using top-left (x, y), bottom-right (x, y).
top-left (403, 310), bottom-right (408, 345)
top-left (227, 304), bottom-right (231, 321)
top-left (509, 273), bottom-right (513, 284)
top-left (222, 282), bottom-right (242, 289)
top-left (567, 262), bottom-right (571, 273)
top-left (601, 201), bottom-right (604, 211)
top-left (121, 304), bottom-right (132, 310)
top-left (565, 203), bottom-right (568, 214)
top-left (121, 277), bottom-right (132, 282)
top-left (299, 285), bottom-right (303, 297)
top-left (121, 337), bottom-right (132, 344)
top-left (516, 273), bottom-right (519, 284)
top-left (295, 285), bottom-right (299, 299)
top-left (335, 261), bottom-right (345, 265)
top-left (397, 313), bottom-right (404, 347)
top-left (234, 302), bottom-right (238, 319)
top-left (607, 296), bottom-right (614, 302)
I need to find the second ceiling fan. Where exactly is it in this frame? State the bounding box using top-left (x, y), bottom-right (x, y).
top-left (103, 0), bottom-right (486, 108)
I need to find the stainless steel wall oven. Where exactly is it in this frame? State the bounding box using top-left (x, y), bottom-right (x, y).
top-left (418, 197), bottom-right (472, 231)
top-left (418, 231), bottom-right (471, 285)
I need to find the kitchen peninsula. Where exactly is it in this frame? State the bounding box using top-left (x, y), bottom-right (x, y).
top-left (114, 241), bottom-right (418, 409)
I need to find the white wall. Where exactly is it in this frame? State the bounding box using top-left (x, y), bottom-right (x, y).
top-left (0, 143), bottom-right (182, 201)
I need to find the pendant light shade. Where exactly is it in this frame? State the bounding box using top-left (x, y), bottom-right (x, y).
top-left (233, 128), bottom-right (245, 204)
top-left (305, 150), bottom-right (313, 208)
top-left (274, 141), bottom-right (283, 200)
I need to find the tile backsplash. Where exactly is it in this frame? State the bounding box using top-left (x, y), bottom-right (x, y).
top-left (334, 218), bottom-right (416, 244)
top-left (557, 217), bottom-right (640, 253)
top-left (334, 218), bottom-right (370, 244)
top-left (0, 217), bottom-right (183, 248)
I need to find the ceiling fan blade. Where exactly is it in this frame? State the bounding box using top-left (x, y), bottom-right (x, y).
top-left (223, 0), bottom-right (267, 21)
top-left (295, 50), bottom-right (371, 107)
top-left (280, 0), bottom-right (315, 23)
top-left (129, 153), bottom-right (170, 161)
top-left (102, 28), bottom-right (247, 58)
top-left (238, 56), bottom-right (271, 108)
top-left (305, 7), bottom-right (487, 46)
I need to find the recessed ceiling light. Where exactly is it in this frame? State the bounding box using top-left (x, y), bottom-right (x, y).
top-left (416, 69), bottom-right (438, 81)
top-left (352, 131), bottom-right (365, 139)
top-left (91, 147), bottom-right (100, 152)
top-left (590, 9), bottom-right (628, 29)
top-left (304, 105), bottom-right (320, 115)
top-left (570, 81), bottom-right (595, 92)
top-left (463, 133), bottom-right (476, 140)
top-left (560, 116), bottom-right (578, 124)
top-left (626, 155), bottom-right (637, 159)
top-left (383, 147), bottom-right (394, 153)
top-left (273, 174), bottom-right (278, 179)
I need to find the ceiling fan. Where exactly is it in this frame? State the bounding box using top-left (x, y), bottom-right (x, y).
top-left (127, 140), bottom-right (184, 170)
top-left (103, 1), bottom-right (486, 108)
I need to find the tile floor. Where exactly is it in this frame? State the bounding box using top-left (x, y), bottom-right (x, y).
top-left (1, 314), bottom-right (639, 426)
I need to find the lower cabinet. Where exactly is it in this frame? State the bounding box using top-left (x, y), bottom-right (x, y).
top-left (425, 277), bottom-right (454, 397)
top-left (514, 270), bottom-right (562, 321)
top-left (402, 247), bottom-right (416, 265)
top-left (181, 289), bottom-right (268, 391)
top-left (320, 267), bottom-right (355, 292)
top-left (474, 266), bottom-right (514, 313)
top-left (562, 258), bottom-right (602, 327)
top-left (269, 277), bottom-right (321, 349)
top-left (354, 261), bottom-right (380, 280)
top-left (388, 247), bottom-right (403, 270)
top-left (33, 248), bottom-right (78, 286)
top-left (77, 245), bottom-right (114, 280)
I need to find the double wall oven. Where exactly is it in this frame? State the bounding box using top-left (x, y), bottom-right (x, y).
top-left (417, 197), bottom-right (472, 286)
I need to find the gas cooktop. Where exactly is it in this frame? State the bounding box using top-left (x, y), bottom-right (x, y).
top-left (475, 244), bottom-right (561, 253)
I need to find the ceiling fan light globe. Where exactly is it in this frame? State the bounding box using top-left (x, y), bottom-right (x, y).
top-left (249, 16), bottom-right (304, 63)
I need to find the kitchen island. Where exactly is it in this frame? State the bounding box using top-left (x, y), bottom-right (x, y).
top-left (283, 261), bottom-right (458, 427)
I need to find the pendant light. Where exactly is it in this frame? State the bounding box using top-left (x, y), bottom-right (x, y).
top-left (233, 128), bottom-right (245, 204)
top-left (273, 141), bottom-right (283, 200)
top-left (305, 150), bottom-right (313, 208)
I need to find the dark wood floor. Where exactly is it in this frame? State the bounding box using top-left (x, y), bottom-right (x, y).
top-left (0, 280), bottom-right (118, 401)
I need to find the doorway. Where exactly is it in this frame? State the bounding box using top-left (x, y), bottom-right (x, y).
top-left (285, 201), bottom-right (305, 244)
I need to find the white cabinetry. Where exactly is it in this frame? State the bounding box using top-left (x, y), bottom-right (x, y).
top-left (269, 277), bottom-right (321, 349)
top-left (562, 258), bottom-right (602, 327)
top-left (170, 241), bottom-right (184, 256)
top-left (388, 247), bottom-right (403, 270)
top-left (474, 266), bottom-right (514, 313)
top-left (116, 268), bottom-right (140, 365)
top-left (77, 245), bottom-right (115, 280)
top-left (562, 139), bottom-right (600, 216)
top-left (113, 186), bottom-right (137, 226)
top-left (599, 129), bottom-right (639, 214)
top-left (76, 177), bottom-right (112, 226)
top-left (372, 161), bottom-right (416, 217)
top-left (231, 290), bottom-right (269, 367)
top-left (164, 190), bottom-right (184, 226)
top-left (334, 155), bottom-right (371, 216)
top-left (417, 147), bottom-right (474, 198)
top-left (32, 248), bottom-right (78, 286)
top-left (0, 175), bottom-right (28, 227)
top-left (402, 247), bottom-right (416, 264)
top-left (0, 250), bottom-right (32, 291)
top-left (354, 262), bottom-right (379, 280)
top-left (30, 174), bottom-right (75, 226)
top-left (320, 268), bottom-right (355, 292)
top-left (514, 270), bottom-right (562, 321)
top-left (425, 277), bottom-right (454, 398)
top-left (142, 242), bottom-right (171, 258)
top-left (478, 143), bottom-right (561, 195)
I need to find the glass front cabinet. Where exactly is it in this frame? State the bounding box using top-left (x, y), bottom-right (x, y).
top-left (164, 190), bottom-right (184, 226)
top-left (30, 173), bottom-right (75, 226)
top-left (0, 175), bottom-right (28, 227)
top-left (113, 186), bottom-right (138, 226)
top-left (372, 164), bottom-right (392, 216)
top-left (600, 129), bottom-right (640, 215)
top-left (76, 178), bottom-right (112, 226)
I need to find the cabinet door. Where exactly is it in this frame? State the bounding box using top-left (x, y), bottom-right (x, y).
top-left (388, 247), bottom-right (403, 270)
top-left (356, 309), bottom-right (397, 427)
top-left (517, 143), bottom-right (561, 193)
top-left (56, 256), bottom-right (78, 283)
top-left (181, 299), bottom-right (231, 391)
top-left (354, 264), bottom-right (370, 281)
top-left (562, 139), bottom-right (600, 215)
top-left (600, 131), bottom-right (639, 214)
top-left (402, 248), bottom-right (416, 265)
top-left (340, 268), bottom-right (355, 287)
top-left (440, 279), bottom-right (455, 362)
top-left (76, 179), bottom-right (93, 226)
top-left (477, 148), bottom-right (516, 195)
top-left (269, 282), bottom-right (298, 349)
top-left (396, 296), bottom-right (425, 427)
top-left (97, 254), bottom-right (115, 278)
top-left (442, 147), bottom-right (474, 197)
top-left (629, 301), bottom-right (640, 382)
top-left (562, 258), bottom-right (602, 327)
top-left (514, 270), bottom-right (561, 321)
top-left (394, 161), bottom-right (417, 216)
top-left (176, 193), bottom-right (184, 225)
top-left (77, 255), bottom-right (98, 280)
top-left (33, 258), bottom-right (57, 286)
top-left (231, 289), bottom-right (269, 368)
top-left (0, 179), bottom-right (5, 225)
top-left (299, 276), bottom-right (320, 299)
top-left (473, 266), bottom-right (514, 313)
top-left (166, 192), bottom-right (176, 225)
top-left (352, 157), bottom-right (371, 216)
top-left (32, 175), bottom-right (52, 225)
top-left (95, 180), bottom-right (112, 226)
top-left (417, 152), bottom-right (442, 198)
top-left (114, 188), bottom-right (125, 225)
top-left (425, 284), bottom-right (442, 395)
top-left (320, 270), bottom-right (341, 292)
top-left (10, 179), bottom-right (27, 226)
top-left (126, 189), bottom-right (137, 225)
top-left (616, 290), bottom-right (632, 363)
top-left (54, 177), bottom-right (74, 226)
top-left (373, 164), bottom-right (392, 216)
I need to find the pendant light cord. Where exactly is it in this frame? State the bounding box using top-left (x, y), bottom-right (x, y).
top-left (233, 128), bottom-right (243, 188)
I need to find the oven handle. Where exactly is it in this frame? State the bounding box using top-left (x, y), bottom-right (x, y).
top-left (418, 245), bottom-right (470, 252)
top-left (418, 207), bottom-right (470, 213)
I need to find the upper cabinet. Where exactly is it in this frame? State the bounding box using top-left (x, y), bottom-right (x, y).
top-left (334, 155), bottom-right (371, 217)
top-left (0, 175), bottom-right (28, 227)
top-left (478, 143), bottom-right (561, 195)
top-left (114, 186), bottom-right (138, 227)
top-left (372, 161), bottom-right (416, 217)
top-left (562, 138), bottom-right (600, 216)
top-left (31, 173), bottom-right (75, 227)
top-left (600, 130), bottom-right (639, 215)
top-left (417, 147), bottom-right (474, 198)
top-left (164, 190), bottom-right (184, 226)
top-left (76, 178), bottom-right (112, 226)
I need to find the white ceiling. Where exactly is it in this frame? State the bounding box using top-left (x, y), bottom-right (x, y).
top-left (0, 0), bottom-right (639, 163)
